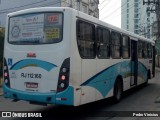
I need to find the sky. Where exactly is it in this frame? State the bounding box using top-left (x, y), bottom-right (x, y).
top-left (99, 0), bottom-right (121, 28)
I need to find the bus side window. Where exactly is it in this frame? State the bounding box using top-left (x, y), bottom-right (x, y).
top-left (111, 31), bottom-right (121, 59)
top-left (138, 41), bottom-right (143, 58)
top-left (122, 35), bottom-right (130, 59)
top-left (148, 43), bottom-right (152, 58)
top-left (97, 27), bottom-right (110, 59)
top-left (77, 20), bottom-right (96, 59)
top-left (142, 42), bottom-right (148, 58)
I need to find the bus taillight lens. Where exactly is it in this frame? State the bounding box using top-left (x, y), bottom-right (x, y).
top-left (4, 72), bottom-right (8, 77)
top-left (57, 58), bottom-right (70, 92)
top-left (62, 68), bottom-right (67, 73)
top-left (61, 75), bottom-right (66, 80)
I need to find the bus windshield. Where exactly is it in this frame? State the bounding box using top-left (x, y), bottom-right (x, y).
top-left (9, 12), bottom-right (63, 44)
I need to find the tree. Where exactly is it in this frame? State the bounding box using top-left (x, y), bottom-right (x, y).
top-left (0, 27), bottom-right (5, 74)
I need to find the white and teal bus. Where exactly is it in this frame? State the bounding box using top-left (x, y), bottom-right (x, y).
top-left (3, 7), bottom-right (155, 106)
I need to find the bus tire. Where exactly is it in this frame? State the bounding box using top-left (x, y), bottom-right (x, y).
top-left (113, 79), bottom-right (123, 103)
top-left (147, 70), bottom-right (151, 79)
top-left (144, 70), bottom-right (150, 86)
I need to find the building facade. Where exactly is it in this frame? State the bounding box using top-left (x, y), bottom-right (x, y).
top-left (0, 0), bottom-right (99, 27)
top-left (121, 0), bottom-right (156, 39)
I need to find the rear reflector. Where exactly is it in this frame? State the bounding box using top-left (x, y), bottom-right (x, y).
top-left (56, 98), bottom-right (67, 101)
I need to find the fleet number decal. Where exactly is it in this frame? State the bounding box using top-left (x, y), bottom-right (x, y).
top-left (21, 73), bottom-right (42, 79)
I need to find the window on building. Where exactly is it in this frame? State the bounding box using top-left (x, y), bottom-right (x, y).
top-left (134, 30), bottom-right (138, 34)
top-left (97, 27), bottom-right (110, 58)
top-left (134, 3), bottom-right (138, 7)
top-left (77, 20), bottom-right (95, 58)
top-left (134, 8), bottom-right (139, 13)
top-left (134, 14), bottom-right (139, 18)
top-left (111, 31), bottom-right (121, 58)
top-left (82, 3), bottom-right (88, 14)
top-left (122, 35), bottom-right (130, 58)
top-left (134, 19), bottom-right (138, 24)
top-left (134, 24), bottom-right (139, 29)
top-left (147, 18), bottom-right (150, 22)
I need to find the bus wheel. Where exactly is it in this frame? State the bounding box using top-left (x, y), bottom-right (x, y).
top-left (147, 70), bottom-right (151, 79)
top-left (113, 79), bottom-right (123, 103)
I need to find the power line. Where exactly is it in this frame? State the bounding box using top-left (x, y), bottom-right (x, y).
top-left (99, 0), bottom-right (112, 12)
top-left (101, 0), bottom-right (127, 20)
top-left (104, 3), bottom-right (134, 22)
top-left (99, 0), bottom-right (106, 6)
top-left (0, 0), bottom-right (62, 15)
top-left (0, 0), bottom-right (47, 12)
top-left (100, 0), bottom-right (120, 16)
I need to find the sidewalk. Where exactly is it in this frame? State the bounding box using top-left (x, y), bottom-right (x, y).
top-left (156, 67), bottom-right (160, 71)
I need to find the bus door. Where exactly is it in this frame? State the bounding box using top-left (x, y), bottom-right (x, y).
top-left (131, 40), bottom-right (138, 86)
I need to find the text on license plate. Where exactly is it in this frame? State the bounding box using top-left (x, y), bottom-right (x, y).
top-left (25, 82), bottom-right (38, 88)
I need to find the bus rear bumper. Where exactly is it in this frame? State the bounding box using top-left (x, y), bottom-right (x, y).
top-left (3, 84), bottom-right (74, 105)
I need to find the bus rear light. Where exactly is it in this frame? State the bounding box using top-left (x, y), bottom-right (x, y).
top-left (57, 58), bottom-right (70, 92)
top-left (4, 79), bottom-right (8, 84)
top-left (60, 82), bottom-right (65, 88)
top-left (62, 68), bottom-right (68, 73)
top-left (3, 58), bottom-right (11, 87)
top-left (61, 75), bottom-right (66, 80)
top-left (57, 82), bottom-right (67, 90)
top-left (4, 72), bottom-right (8, 77)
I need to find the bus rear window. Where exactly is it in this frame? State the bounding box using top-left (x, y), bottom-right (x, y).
top-left (9, 12), bottom-right (63, 44)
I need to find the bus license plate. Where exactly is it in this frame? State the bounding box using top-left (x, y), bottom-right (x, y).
top-left (26, 82), bottom-right (38, 88)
